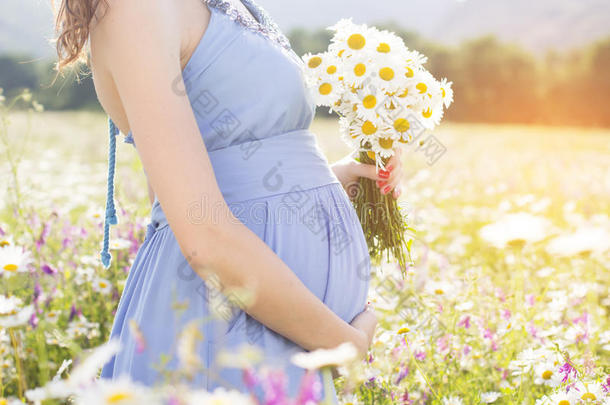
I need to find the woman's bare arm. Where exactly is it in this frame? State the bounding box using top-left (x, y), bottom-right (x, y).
top-left (90, 0), bottom-right (369, 353)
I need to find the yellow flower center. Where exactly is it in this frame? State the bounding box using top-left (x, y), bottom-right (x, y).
top-left (379, 138), bottom-right (394, 149)
top-left (541, 370), bottom-right (553, 380)
top-left (338, 49), bottom-right (345, 57)
top-left (107, 392), bottom-right (132, 403)
top-left (377, 43), bottom-right (391, 53)
top-left (397, 327), bottom-right (410, 334)
top-left (362, 121), bottom-right (377, 135)
top-left (441, 88), bottom-right (446, 98)
top-left (366, 151), bottom-right (376, 160)
top-left (405, 67), bottom-right (414, 78)
top-left (362, 95), bottom-right (377, 109)
top-left (327, 65), bottom-right (337, 74)
top-left (3, 264), bottom-right (18, 272)
top-left (558, 401), bottom-right (570, 405)
top-left (319, 83), bottom-right (332, 95)
top-left (99, 282), bottom-right (108, 289)
top-left (398, 88), bottom-right (409, 98)
top-left (416, 82), bottom-right (427, 94)
top-left (308, 56), bottom-right (322, 69)
top-left (354, 63), bottom-right (367, 77)
top-left (434, 288), bottom-right (444, 295)
top-left (581, 393), bottom-right (596, 401)
top-left (422, 108), bottom-right (432, 119)
top-left (348, 34), bottom-right (366, 50)
top-left (0, 240), bottom-right (9, 247)
top-left (394, 118), bottom-right (410, 132)
top-left (379, 67), bottom-right (395, 81)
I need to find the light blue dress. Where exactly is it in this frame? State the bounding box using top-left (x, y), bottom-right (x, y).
top-left (99, 0), bottom-right (371, 401)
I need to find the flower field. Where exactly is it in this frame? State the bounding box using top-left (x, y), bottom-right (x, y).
top-left (1, 98), bottom-right (609, 404)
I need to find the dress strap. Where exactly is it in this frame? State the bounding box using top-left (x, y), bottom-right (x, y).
top-left (100, 117), bottom-right (119, 268)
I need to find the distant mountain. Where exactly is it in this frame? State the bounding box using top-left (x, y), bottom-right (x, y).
top-left (1, 0), bottom-right (609, 58)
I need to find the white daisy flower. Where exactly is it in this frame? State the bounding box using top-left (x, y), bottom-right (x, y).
top-left (343, 55), bottom-right (374, 88)
top-left (302, 52), bottom-right (330, 82)
top-left (370, 135), bottom-right (398, 160)
top-left (479, 213), bottom-right (551, 249)
top-left (0, 245), bottom-right (32, 277)
top-left (311, 78), bottom-right (342, 107)
top-left (371, 29), bottom-right (408, 56)
top-left (109, 238), bottom-right (132, 250)
top-left (440, 78), bottom-right (454, 108)
top-left (74, 375), bottom-right (159, 405)
top-left (0, 295), bottom-right (33, 328)
top-left (480, 391), bottom-right (502, 403)
top-left (571, 381), bottom-right (605, 402)
top-left (92, 277), bottom-right (112, 295)
top-left (328, 19), bottom-right (377, 57)
top-left (533, 361), bottom-right (562, 387)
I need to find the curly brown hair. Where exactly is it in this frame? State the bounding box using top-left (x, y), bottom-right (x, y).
top-left (52, 0), bottom-right (108, 71)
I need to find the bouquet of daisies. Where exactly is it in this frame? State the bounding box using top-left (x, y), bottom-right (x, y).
top-left (302, 19), bottom-right (454, 274)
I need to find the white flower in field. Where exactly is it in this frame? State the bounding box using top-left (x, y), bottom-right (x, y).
top-left (183, 387), bottom-right (255, 405)
top-left (542, 390), bottom-right (577, 405)
top-left (533, 361), bottom-right (562, 387)
top-left (75, 375), bottom-right (159, 405)
top-left (44, 309), bottom-right (61, 323)
top-left (26, 340), bottom-right (121, 402)
top-left (0, 235), bottom-right (15, 248)
top-left (92, 277), bottom-right (112, 295)
top-left (81, 255), bottom-right (100, 266)
top-left (66, 315), bottom-right (101, 339)
top-left (571, 381), bottom-right (605, 402)
top-left (441, 395), bottom-right (463, 405)
top-left (479, 213), bottom-right (551, 249)
top-left (291, 341), bottom-right (358, 370)
top-left (0, 295), bottom-right (34, 328)
top-left (216, 343), bottom-right (263, 369)
top-left (71, 339), bottom-right (121, 385)
top-left (480, 391), bottom-right (501, 403)
top-left (546, 226), bottom-right (610, 257)
top-left (109, 238), bottom-right (132, 250)
top-left (0, 244), bottom-right (32, 277)
top-left (74, 266), bottom-right (95, 285)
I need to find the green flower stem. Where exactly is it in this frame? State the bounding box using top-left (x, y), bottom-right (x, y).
top-left (352, 151), bottom-right (413, 277)
top-left (322, 367), bottom-right (334, 405)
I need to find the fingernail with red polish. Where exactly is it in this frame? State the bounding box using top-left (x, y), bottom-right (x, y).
top-left (379, 170), bottom-right (390, 179)
top-left (382, 185), bottom-right (391, 194)
top-left (376, 180), bottom-right (386, 188)
top-left (387, 165), bottom-right (394, 171)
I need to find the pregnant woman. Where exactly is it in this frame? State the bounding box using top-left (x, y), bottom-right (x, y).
top-left (53, 0), bottom-right (403, 400)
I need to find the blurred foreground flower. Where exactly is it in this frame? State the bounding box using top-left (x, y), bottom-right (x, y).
top-left (291, 341), bottom-right (358, 370)
top-left (479, 212), bottom-right (551, 249)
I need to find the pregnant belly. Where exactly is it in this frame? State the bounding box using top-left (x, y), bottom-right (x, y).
top-left (229, 182), bottom-right (371, 325)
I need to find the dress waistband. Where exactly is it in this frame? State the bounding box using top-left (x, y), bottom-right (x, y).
top-left (147, 129), bottom-right (340, 235)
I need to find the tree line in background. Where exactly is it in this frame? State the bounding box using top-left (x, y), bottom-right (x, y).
top-left (1, 25), bottom-right (609, 127)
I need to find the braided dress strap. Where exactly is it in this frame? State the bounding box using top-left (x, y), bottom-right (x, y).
top-left (100, 117), bottom-right (119, 268)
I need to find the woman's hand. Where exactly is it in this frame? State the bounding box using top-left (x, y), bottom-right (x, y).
top-left (349, 304), bottom-right (378, 358)
top-left (331, 148), bottom-right (404, 198)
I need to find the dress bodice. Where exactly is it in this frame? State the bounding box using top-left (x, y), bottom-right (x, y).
top-left (124, 0), bottom-right (316, 150)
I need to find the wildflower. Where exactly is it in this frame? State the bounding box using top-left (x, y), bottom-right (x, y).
top-left (480, 391), bottom-right (501, 403)
top-left (0, 295), bottom-right (34, 328)
top-left (291, 342), bottom-right (358, 370)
